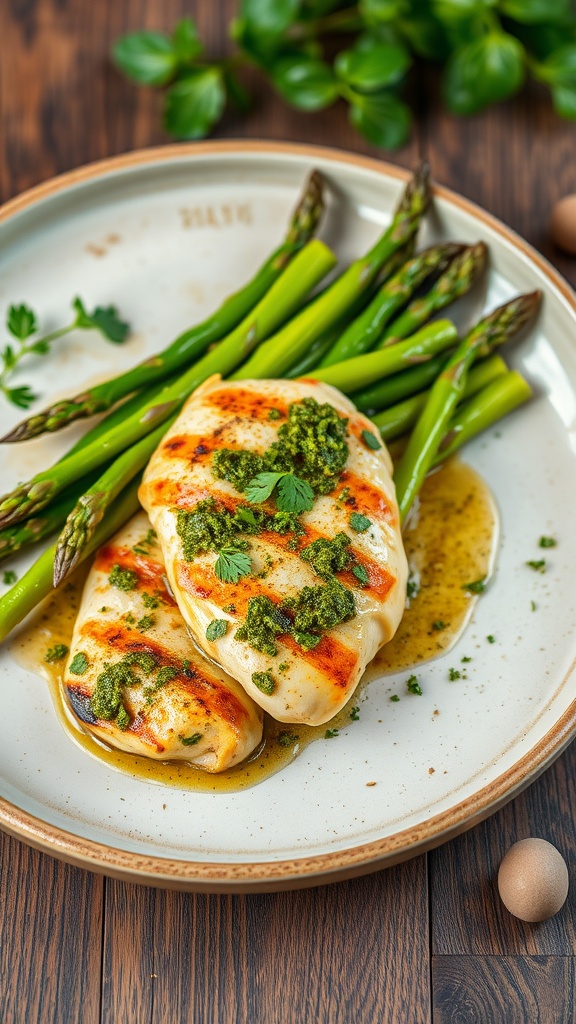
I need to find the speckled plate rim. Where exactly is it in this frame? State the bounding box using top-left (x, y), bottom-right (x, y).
top-left (1, 139), bottom-right (575, 892)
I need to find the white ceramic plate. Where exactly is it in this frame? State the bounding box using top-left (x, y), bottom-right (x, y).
top-left (0, 142), bottom-right (575, 892)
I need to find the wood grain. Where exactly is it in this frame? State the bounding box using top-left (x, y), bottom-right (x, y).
top-left (102, 864), bottom-right (431, 1024)
top-left (0, 831), bottom-right (104, 1023)
top-left (432, 956), bottom-right (575, 1024)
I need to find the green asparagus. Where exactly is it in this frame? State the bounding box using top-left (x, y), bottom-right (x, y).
top-left (0, 480), bottom-right (142, 643)
top-left (0, 239), bottom-right (335, 529)
top-left (350, 353), bottom-right (450, 415)
top-left (394, 291), bottom-right (541, 522)
top-left (372, 354), bottom-right (508, 441)
top-left (433, 371), bottom-right (532, 464)
top-left (0, 478), bottom-right (96, 564)
top-left (232, 163), bottom-right (432, 381)
top-left (2, 171), bottom-right (326, 443)
top-left (318, 242), bottom-right (463, 368)
top-left (375, 242), bottom-right (488, 348)
top-left (307, 320), bottom-right (458, 394)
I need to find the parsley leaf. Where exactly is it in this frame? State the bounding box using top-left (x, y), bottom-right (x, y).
top-left (361, 429), bottom-right (382, 450)
top-left (214, 547), bottom-right (251, 583)
top-left (3, 570), bottom-right (17, 586)
top-left (180, 732), bottom-right (203, 746)
top-left (7, 304), bottom-right (37, 341)
top-left (526, 559), bottom-right (546, 573)
top-left (539, 536), bottom-right (557, 548)
top-left (353, 564), bottom-right (369, 586)
top-left (72, 298), bottom-right (130, 344)
top-left (276, 474), bottom-right (314, 513)
top-left (324, 728), bottom-right (339, 738)
top-left (406, 674), bottom-right (422, 695)
top-left (462, 577), bottom-right (487, 594)
top-left (245, 472), bottom-right (285, 504)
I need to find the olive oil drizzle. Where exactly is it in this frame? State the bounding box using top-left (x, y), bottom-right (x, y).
top-left (8, 457), bottom-right (498, 793)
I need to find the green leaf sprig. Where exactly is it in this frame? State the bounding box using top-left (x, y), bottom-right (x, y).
top-left (112, 2), bottom-right (576, 151)
top-left (1, 299), bottom-right (130, 409)
top-left (245, 471), bottom-right (315, 513)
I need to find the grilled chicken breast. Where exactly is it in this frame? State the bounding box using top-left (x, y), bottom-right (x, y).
top-left (63, 511), bottom-right (263, 770)
top-left (140, 376), bottom-right (408, 726)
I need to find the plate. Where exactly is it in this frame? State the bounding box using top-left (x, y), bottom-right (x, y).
top-left (0, 141), bottom-right (575, 892)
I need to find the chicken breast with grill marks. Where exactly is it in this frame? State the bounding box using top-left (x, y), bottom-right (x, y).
top-left (140, 376), bottom-right (408, 726)
top-left (63, 511), bottom-right (263, 771)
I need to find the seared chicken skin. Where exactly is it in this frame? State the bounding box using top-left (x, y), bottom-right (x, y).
top-left (63, 511), bottom-right (263, 770)
top-left (140, 376), bottom-right (407, 726)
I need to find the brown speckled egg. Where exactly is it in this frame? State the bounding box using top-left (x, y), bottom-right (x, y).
top-left (550, 195), bottom-right (576, 254)
top-left (497, 838), bottom-right (569, 922)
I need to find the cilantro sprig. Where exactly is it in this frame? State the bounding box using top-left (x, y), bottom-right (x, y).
top-left (245, 471), bottom-right (315, 514)
top-left (1, 299), bottom-right (129, 409)
top-left (214, 547), bottom-right (252, 584)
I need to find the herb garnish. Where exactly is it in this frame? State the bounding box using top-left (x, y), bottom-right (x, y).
top-left (206, 619), bottom-right (228, 641)
top-left (2, 570), bottom-right (17, 586)
top-left (45, 644), bottom-right (69, 664)
top-left (352, 564), bottom-right (369, 587)
top-left (142, 591), bottom-right (163, 609)
top-left (69, 652), bottom-right (89, 675)
top-left (349, 512), bottom-right (371, 533)
top-left (1, 299), bottom-right (129, 408)
top-left (462, 577), bottom-right (486, 594)
top-left (350, 706), bottom-right (360, 721)
top-left (180, 733), bottom-right (202, 746)
top-left (361, 429), bottom-right (381, 451)
top-left (214, 547), bottom-right (252, 584)
top-left (432, 620), bottom-right (448, 632)
top-left (539, 536), bottom-right (557, 548)
top-left (406, 674), bottom-right (422, 695)
top-left (252, 670), bottom-right (276, 695)
top-left (526, 559), bottom-right (546, 573)
top-left (486, 635), bottom-right (496, 644)
top-left (136, 615), bottom-right (155, 632)
top-left (448, 667), bottom-right (461, 681)
top-left (390, 694), bottom-right (400, 702)
top-left (133, 528), bottom-right (157, 555)
top-left (300, 533), bottom-right (351, 581)
top-left (245, 471), bottom-right (315, 513)
top-left (278, 731), bottom-right (298, 747)
top-left (108, 564), bottom-right (139, 591)
top-left (324, 728), bottom-right (339, 738)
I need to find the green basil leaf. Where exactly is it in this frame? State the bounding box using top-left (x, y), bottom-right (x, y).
top-left (171, 18), bottom-right (203, 64)
top-left (336, 39), bottom-right (411, 92)
top-left (239, 0), bottom-right (301, 39)
top-left (500, 0), bottom-right (571, 25)
top-left (553, 84), bottom-right (576, 119)
top-left (442, 33), bottom-right (526, 114)
top-left (348, 91), bottom-right (411, 150)
top-left (536, 45), bottom-right (576, 88)
top-left (163, 68), bottom-right (226, 139)
top-left (112, 31), bottom-right (177, 86)
top-left (7, 304), bottom-right (37, 341)
top-left (359, 0), bottom-right (409, 23)
top-left (272, 55), bottom-right (339, 110)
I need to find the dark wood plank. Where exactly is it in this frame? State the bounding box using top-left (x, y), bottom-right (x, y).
top-left (0, 831), bottom-right (104, 1024)
top-left (102, 862), bottom-right (431, 1024)
top-left (433, 955), bottom-right (575, 1024)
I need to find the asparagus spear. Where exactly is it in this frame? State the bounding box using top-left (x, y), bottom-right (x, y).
top-left (372, 354), bottom-right (508, 441)
top-left (0, 479), bottom-right (95, 563)
top-left (350, 353), bottom-right (450, 415)
top-left (232, 163), bottom-right (432, 381)
top-left (0, 480), bottom-right (142, 643)
top-left (318, 242), bottom-right (464, 367)
top-left (307, 320), bottom-right (458, 394)
top-left (0, 239), bottom-right (336, 529)
top-left (394, 291), bottom-right (541, 523)
top-left (433, 371), bottom-right (532, 464)
top-left (53, 416), bottom-right (177, 585)
top-left (375, 242), bottom-right (488, 348)
top-left (2, 171), bottom-right (326, 443)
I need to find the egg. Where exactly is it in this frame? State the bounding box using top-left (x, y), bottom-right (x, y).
top-left (550, 194), bottom-right (576, 254)
top-left (497, 838), bottom-right (569, 922)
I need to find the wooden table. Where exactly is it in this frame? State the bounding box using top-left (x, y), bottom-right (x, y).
top-left (1, 3), bottom-right (576, 1022)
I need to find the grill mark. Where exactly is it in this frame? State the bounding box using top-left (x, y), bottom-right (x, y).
top-left (176, 563), bottom-right (359, 688)
top-left (93, 545), bottom-right (177, 605)
top-left (206, 386), bottom-right (288, 422)
top-left (160, 432), bottom-right (249, 464)
top-left (76, 621), bottom-right (252, 730)
top-left (335, 472), bottom-right (396, 523)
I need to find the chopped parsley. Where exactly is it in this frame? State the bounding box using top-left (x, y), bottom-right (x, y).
top-left (45, 643), bottom-right (69, 664)
top-left (300, 532), bottom-right (352, 580)
top-left (531, 600), bottom-right (537, 612)
top-left (69, 652), bottom-right (89, 675)
top-left (206, 619), bottom-right (228, 641)
top-left (156, 666), bottom-right (178, 687)
top-left (214, 547), bottom-right (252, 583)
top-left (278, 662), bottom-right (289, 672)
top-left (252, 670), bottom-right (276, 695)
top-left (180, 732), bottom-right (202, 746)
top-left (108, 564), bottom-right (139, 591)
top-left (283, 578), bottom-right (356, 644)
top-left (212, 449), bottom-right (266, 492)
top-left (124, 612), bottom-right (135, 626)
top-left (462, 577), bottom-right (486, 594)
top-left (142, 591), bottom-right (162, 610)
top-left (222, 603), bottom-right (236, 614)
top-left (486, 634), bottom-right (496, 644)
top-left (277, 731), bottom-right (298, 747)
top-left (461, 655), bottom-right (472, 663)
top-left (526, 559), bottom-right (546, 573)
top-left (432, 620), bottom-right (448, 631)
top-left (349, 512), bottom-right (371, 533)
top-left (2, 570), bottom-right (17, 586)
top-left (361, 428), bottom-right (382, 450)
top-left (136, 615), bottom-right (154, 633)
top-left (91, 660), bottom-right (139, 727)
top-left (407, 575), bottom-right (420, 600)
top-left (236, 597), bottom-right (291, 656)
top-left (390, 694), bottom-right (400, 702)
top-left (448, 667), bottom-right (461, 681)
top-left (132, 528), bottom-right (157, 555)
top-left (324, 728), bottom-right (339, 738)
top-left (352, 564), bottom-right (369, 587)
top-left (268, 407), bottom-right (281, 420)
top-left (539, 536), bottom-right (557, 548)
top-left (350, 706), bottom-right (360, 721)
top-left (406, 674), bottom-right (422, 695)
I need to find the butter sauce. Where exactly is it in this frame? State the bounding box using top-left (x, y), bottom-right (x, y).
top-left (8, 457), bottom-right (498, 793)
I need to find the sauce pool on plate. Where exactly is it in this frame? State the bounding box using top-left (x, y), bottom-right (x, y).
top-left (8, 457), bottom-right (498, 793)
